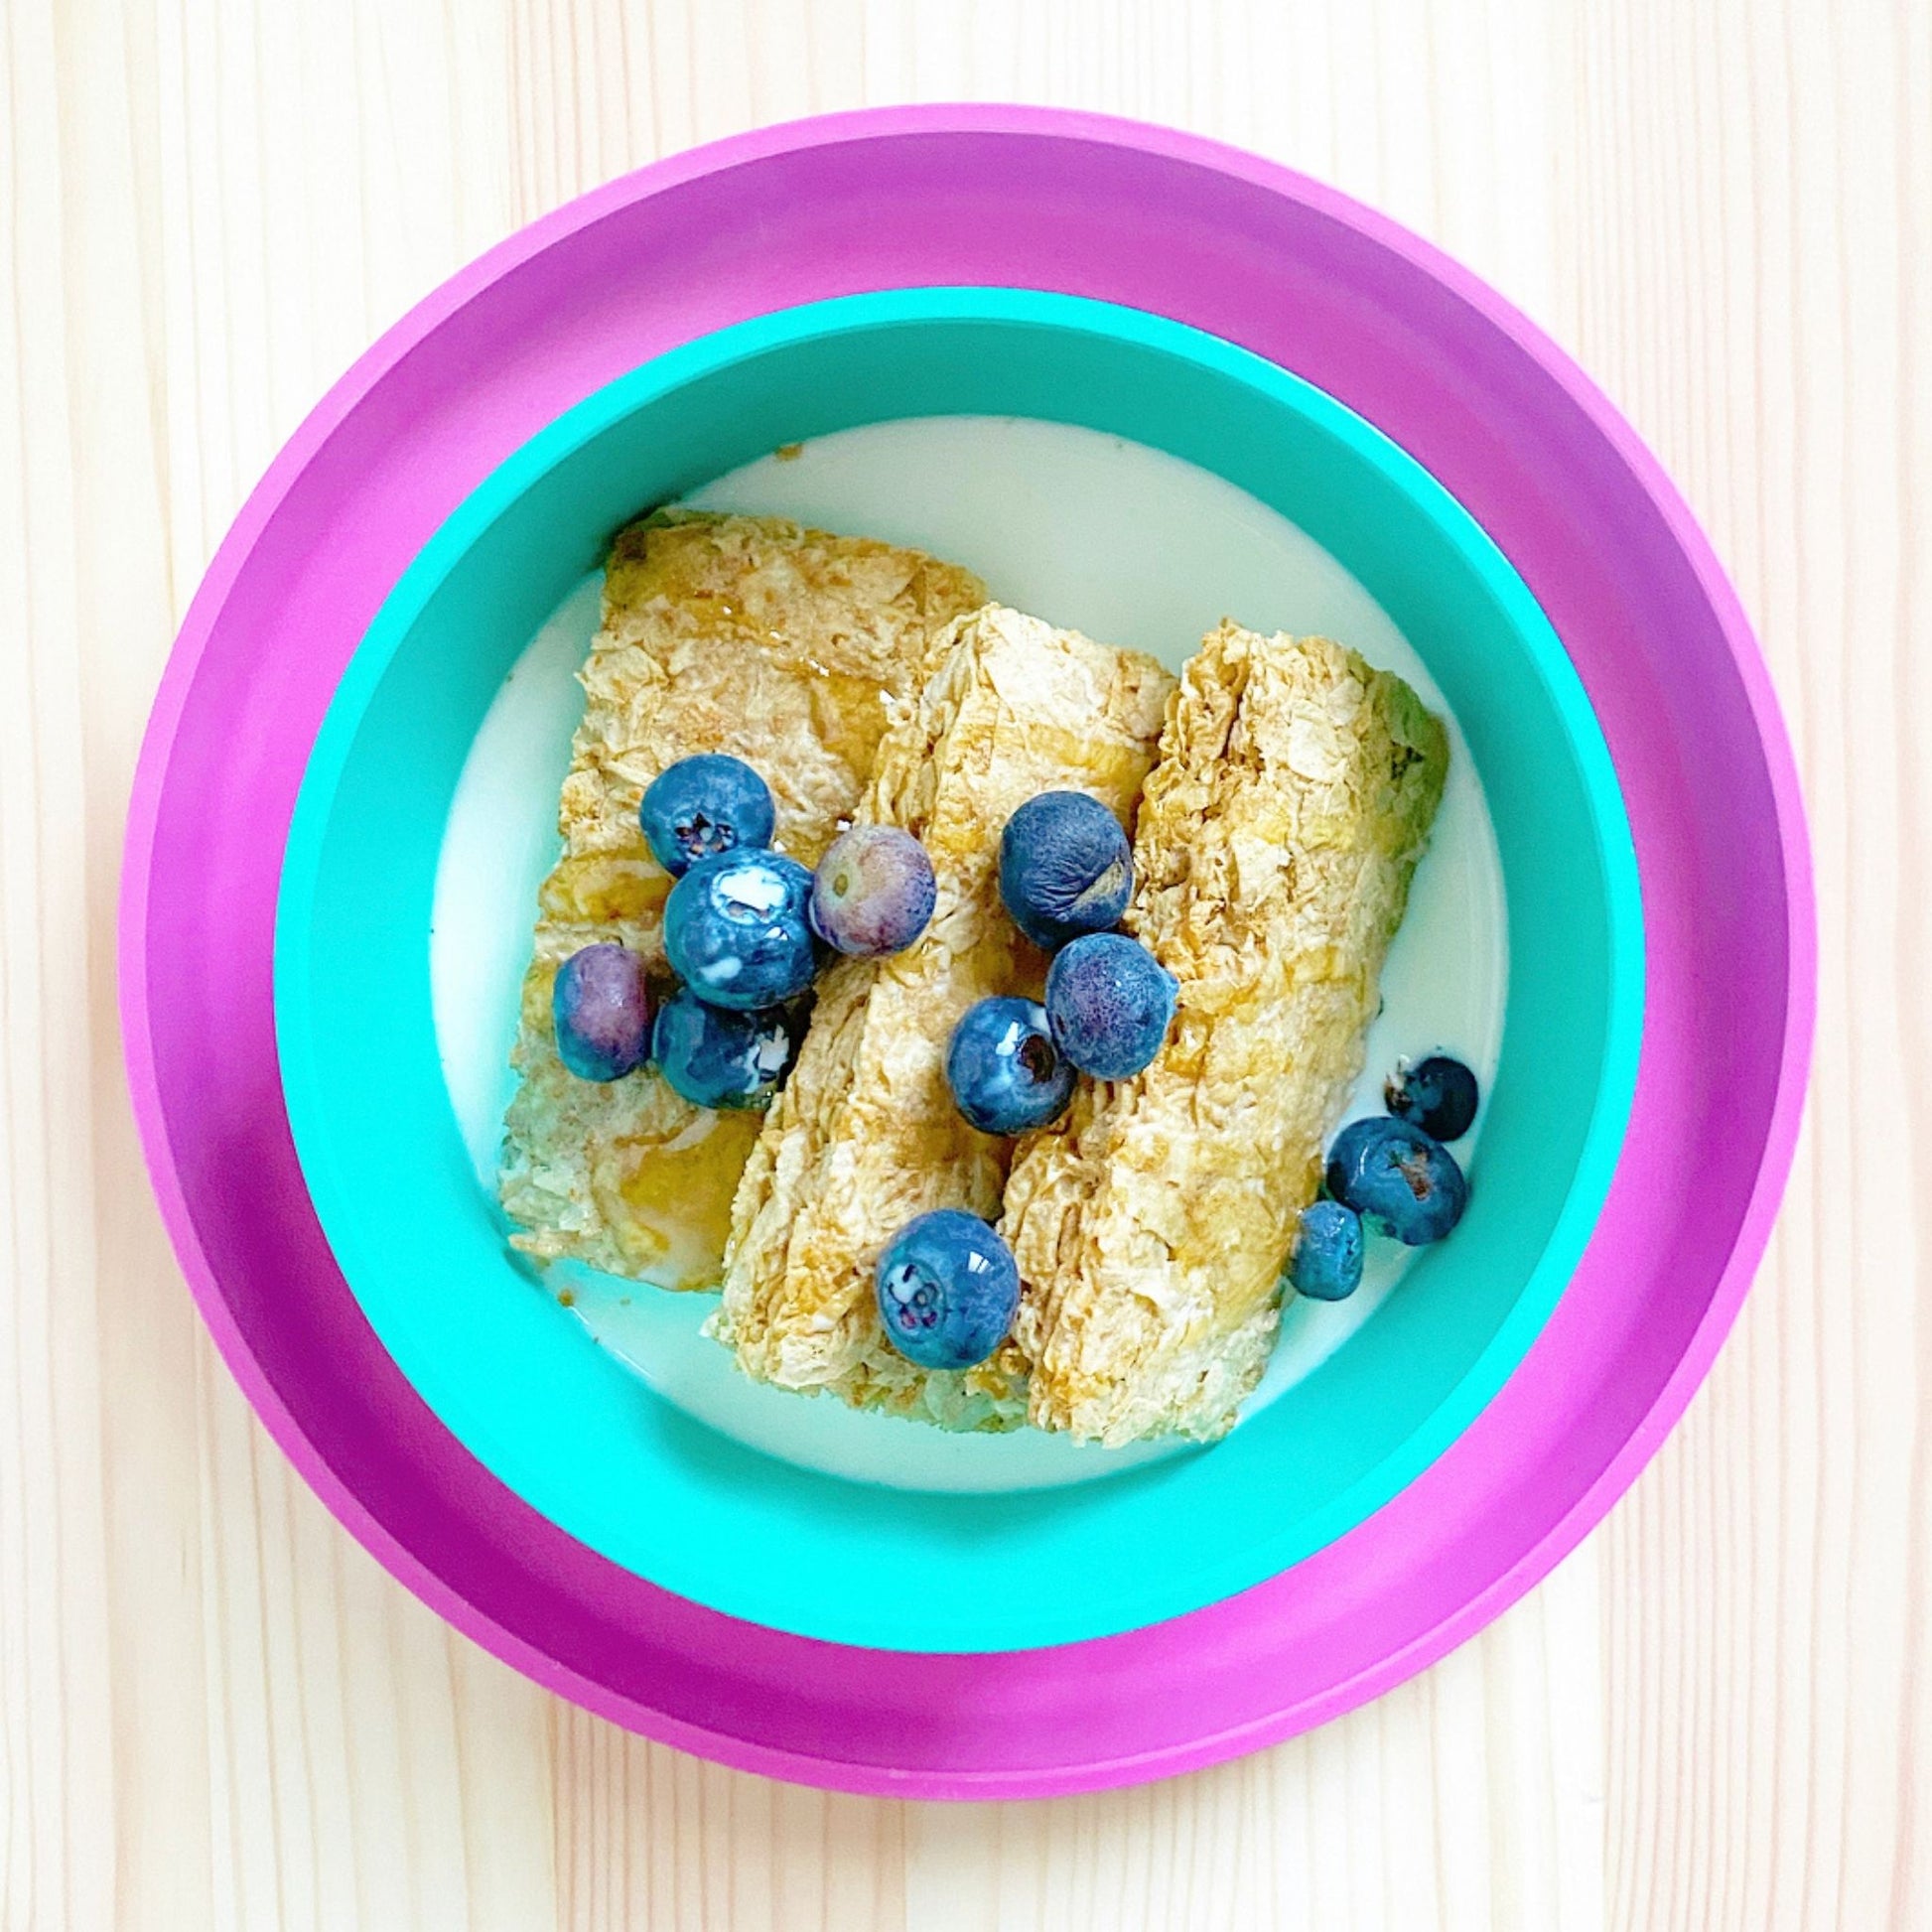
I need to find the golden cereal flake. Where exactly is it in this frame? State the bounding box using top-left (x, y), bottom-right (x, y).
top-left (1003, 622), bottom-right (1449, 1447)
top-left (498, 510), bottom-right (985, 1287)
top-left (712, 606), bottom-right (1175, 1424)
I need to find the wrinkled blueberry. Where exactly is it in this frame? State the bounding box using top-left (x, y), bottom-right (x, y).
top-left (1290, 1199), bottom-right (1365, 1301)
top-left (811, 825), bottom-right (936, 957)
top-left (946, 997), bottom-right (1075, 1135)
top-left (552, 943), bottom-right (651, 1081)
top-left (663, 850), bottom-right (817, 1009)
top-left (1385, 1052), bottom-right (1480, 1143)
top-left (875, 1209), bottom-right (1021, 1371)
top-left (998, 790), bottom-right (1134, 950)
top-left (1325, 1116), bottom-right (1469, 1245)
top-left (639, 754), bottom-right (775, 876)
top-left (651, 987), bottom-right (795, 1110)
top-left (1043, 932), bottom-right (1177, 1079)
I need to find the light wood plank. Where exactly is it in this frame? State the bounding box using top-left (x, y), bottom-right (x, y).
top-left (1560, 0), bottom-right (1931, 1925)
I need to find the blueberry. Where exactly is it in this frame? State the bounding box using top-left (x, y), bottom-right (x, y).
top-left (998, 790), bottom-right (1134, 949)
top-left (651, 987), bottom-right (795, 1109)
top-left (1043, 932), bottom-right (1177, 1079)
top-left (639, 754), bottom-right (775, 876)
top-left (810, 825), bottom-right (936, 956)
top-left (1385, 1053), bottom-right (1480, 1143)
top-left (1290, 1199), bottom-right (1365, 1301)
top-left (552, 943), bottom-right (651, 1081)
top-left (875, 1209), bottom-right (1021, 1371)
top-left (1325, 1117), bottom-right (1469, 1245)
top-left (663, 850), bottom-right (818, 1009)
top-left (946, 997), bottom-right (1075, 1135)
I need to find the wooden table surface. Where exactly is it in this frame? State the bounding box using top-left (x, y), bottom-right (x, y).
top-left (3, 0), bottom-right (1923, 1925)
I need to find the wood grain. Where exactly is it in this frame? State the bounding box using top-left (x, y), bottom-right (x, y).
top-left (1, 0), bottom-right (1921, 1925)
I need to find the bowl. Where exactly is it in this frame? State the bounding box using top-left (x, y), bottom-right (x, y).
top-left (122, 107), bottom-right (1809, 1793)
top-left (274, 286), bottom-right (1641, 1653)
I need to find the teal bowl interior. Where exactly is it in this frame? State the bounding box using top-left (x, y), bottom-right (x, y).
top-left (276, 289), bottom-right (1643, 1652)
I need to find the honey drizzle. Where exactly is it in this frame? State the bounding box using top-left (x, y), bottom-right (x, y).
top-left (613, 1108), bottom-right (763, 1289)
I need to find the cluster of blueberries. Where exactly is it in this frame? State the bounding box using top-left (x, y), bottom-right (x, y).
top-left (1290, 1053), bottom-right (1478, 1303)
top-left (946, 790), bottom-right (1177, 1134)
top-left (548, 758), bottom-right (1180, 1376)
top-left (879, 791), bottom-right (1183, 1374)
top-left (549, 752), bottom-right (1477, 1381)
top-left (550, 752), bottom-right (943, 1110)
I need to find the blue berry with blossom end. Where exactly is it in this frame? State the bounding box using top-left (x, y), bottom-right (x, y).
top-left (946, 997), bottom-right (1074, 1134)
top-left (639, 754), bottom-right (775, 876)
top-left (811, 825), bottom-right (936, 956)
top-left (875, 1210), bottom-right (1021, 1371)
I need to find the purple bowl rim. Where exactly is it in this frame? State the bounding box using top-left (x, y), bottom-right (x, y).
top-left (119, 102), bottom-right (1815, 1798)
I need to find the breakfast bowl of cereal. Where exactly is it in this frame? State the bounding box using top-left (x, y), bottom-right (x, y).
top-left (122, 108), bottom-right (1806, 1795)
top-left (272, 284), bottom-right (1641, 1650)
